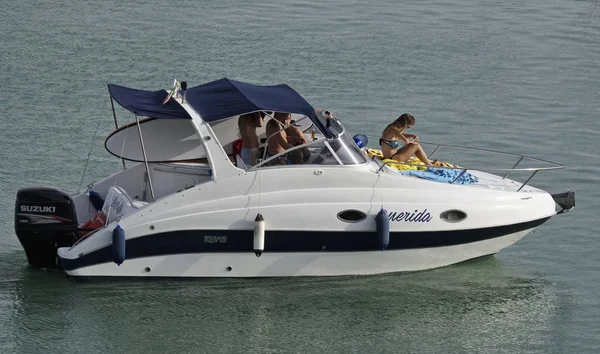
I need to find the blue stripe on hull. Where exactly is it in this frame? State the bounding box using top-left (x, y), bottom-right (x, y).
top-left (60, 217), bottom-right (550, 271)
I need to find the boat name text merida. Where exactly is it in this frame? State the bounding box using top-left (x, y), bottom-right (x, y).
top-left (388, 209), bottom-right (432, 223)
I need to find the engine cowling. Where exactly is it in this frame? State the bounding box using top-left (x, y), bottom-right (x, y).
top-left (14, 187), bottom-right (79, 269)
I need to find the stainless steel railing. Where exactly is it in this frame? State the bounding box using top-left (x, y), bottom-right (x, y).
top-left (374, 141), bottom-right (565, 191)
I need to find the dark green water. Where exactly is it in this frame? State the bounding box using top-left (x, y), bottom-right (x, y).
top-left (1, 0), bottom-right (598, 352)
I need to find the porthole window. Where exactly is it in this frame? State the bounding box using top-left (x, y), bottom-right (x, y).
top-left (440, 209), bottom-right (467, 223)
top-left (337, 210), bottom-right (367, 223)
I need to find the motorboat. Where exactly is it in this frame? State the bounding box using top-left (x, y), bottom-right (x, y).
top-left (14, 78), bottom-right (575, 278)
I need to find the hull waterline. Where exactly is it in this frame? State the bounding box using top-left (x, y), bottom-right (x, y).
top-left (61, 226), bottom-right (541, 278)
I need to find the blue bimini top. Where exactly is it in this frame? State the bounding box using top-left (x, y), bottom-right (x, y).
top-left (107, 78), bottom-right (332, 137)
top-left (107, 84), bottom-right (191, 120)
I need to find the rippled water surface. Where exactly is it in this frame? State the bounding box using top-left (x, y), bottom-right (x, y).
top-left (1, 0), bottom-right (599, 353)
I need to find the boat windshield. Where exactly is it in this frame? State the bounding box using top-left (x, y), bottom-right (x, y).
top-left (323, 132), bottom-right (368, 165)
top-left (250, 129), bottom-right (367, 169)
top-left (307, 115), bottom-right (367, 165)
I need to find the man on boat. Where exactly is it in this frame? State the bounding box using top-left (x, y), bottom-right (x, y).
top-left (237, 112), bottom-right (264, 166)
top-left (284, 116), bottom-right (311, 162)
top-left (266, 112), bottom-right (304, 164)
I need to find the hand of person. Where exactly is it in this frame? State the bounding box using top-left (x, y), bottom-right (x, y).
top-left (287, 136), bottom-right (306, 145)
top-left (405, 133), bottom-right (418, 142)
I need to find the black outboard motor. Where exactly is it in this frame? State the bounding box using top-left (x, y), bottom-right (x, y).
top-left (14, 187), bottom-right (79, 269)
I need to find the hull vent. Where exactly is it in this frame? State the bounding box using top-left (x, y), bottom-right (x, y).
top-left (337, 210), bottom-right (367, 223)
top-left (440, 210), bottom-right (467, 223)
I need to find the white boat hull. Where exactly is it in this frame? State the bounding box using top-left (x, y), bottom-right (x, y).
top-left (55, 162), bottom-right (557, 279)
top-left (63, 228), bottom-right (533, 278)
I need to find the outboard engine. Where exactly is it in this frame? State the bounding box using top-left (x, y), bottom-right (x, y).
top-left (14, 187), bottom-right (79, 269)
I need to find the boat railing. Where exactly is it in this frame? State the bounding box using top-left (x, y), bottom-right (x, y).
top-left (375, 141), bottom-right (565, 191)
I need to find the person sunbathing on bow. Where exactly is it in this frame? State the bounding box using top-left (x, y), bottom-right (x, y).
top-left (379, 113), bottom-right (433, 165)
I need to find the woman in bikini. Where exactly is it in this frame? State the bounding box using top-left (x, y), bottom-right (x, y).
top-left (379, 113), bottom-right (433, 165)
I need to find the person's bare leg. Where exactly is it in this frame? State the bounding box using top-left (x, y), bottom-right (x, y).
top-left (391, 143), bottom-right (432, 165)
top-left (390, 144), bottom-right (418, 162)
top-left (413, 144), bottom-right (432, 165)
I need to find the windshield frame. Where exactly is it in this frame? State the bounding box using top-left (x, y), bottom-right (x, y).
top-left (248, 131), bottom-right (368, 171)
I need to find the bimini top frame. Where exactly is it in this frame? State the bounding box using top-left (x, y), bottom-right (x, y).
top-left (105, 77), bottom-right (341, 188)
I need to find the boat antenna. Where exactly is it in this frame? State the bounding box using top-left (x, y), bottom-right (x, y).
top-left (77, 94), bottom-right (108, 193)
